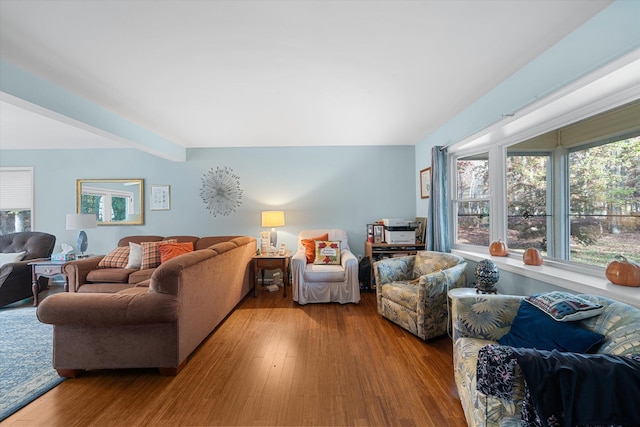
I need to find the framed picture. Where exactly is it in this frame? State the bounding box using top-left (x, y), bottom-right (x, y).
top-left (373, 224), bottom-right (384, 243)
top-left (420, 167), bottom-right (431, 199)
top-left (150, 185), bottom-right (171, 210)
top-left (415, 217), bottom-right (427, 244)
top-left (366, 224), bottom-right (374, 242)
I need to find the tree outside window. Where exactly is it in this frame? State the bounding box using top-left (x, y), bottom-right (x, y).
top-left (569, 136), bottom-right (640, 266)
top-left (455, 154), bottom-right (490, 246)
top-left (506, 154), bottom-right (549, 255)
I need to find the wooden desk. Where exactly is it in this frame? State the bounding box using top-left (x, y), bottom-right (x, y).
top-left (29, 260), bottom-right (67, 307)
top-left (252, 251), bottom-right (292, 298)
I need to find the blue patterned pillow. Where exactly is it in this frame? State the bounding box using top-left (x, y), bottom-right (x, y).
top-left (498, 301), bottom-right (604, 353)
top-left (525, 291), bottom-right (604, 322)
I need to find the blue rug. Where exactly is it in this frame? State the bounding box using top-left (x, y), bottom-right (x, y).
top-left (0, 306), bottom-right (65, 421)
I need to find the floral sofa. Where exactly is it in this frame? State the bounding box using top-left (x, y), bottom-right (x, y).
top-left (451, 292), bottom-right (640, 427)
top-left (373, 251), bottom-right (467, 340)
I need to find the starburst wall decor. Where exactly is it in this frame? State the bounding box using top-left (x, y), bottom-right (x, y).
top-left (200, 166), bottom-right (243, 217)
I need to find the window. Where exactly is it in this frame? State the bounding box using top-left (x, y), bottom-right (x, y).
top-left (506, 153), bottom-right (550, 255)
top-left (569, 136), bottom-right (640, 266)
top-left (0, 167), bottom-right (34, 234)
top-left (450, 99), bottom-right (640, 270)
top-left (454, 153), bottom-right (490, 246)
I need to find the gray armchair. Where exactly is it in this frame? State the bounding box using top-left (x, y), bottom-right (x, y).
top-left (0, 231), bottom-right (56, 306)
top-left (373, 251), bottom-right (467, 340)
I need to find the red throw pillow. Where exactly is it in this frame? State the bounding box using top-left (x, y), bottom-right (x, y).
top-left (158, 241), bottom-right (194, 263)
top-left (301, 233), bottom-right (329, 264)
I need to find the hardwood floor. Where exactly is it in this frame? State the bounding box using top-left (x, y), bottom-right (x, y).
top-left (2, 287), bottom-right (467, 427)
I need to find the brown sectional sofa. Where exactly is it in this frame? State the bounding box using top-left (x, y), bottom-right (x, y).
top-left (37, 235), bottom-right (256, 377)
top-left (64, 235), bottom-right (241, 293)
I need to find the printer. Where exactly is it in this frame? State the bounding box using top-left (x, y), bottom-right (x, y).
top-left (382, 218), bottom-right (418, 244)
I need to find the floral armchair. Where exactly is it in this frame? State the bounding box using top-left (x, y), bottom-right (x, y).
top-left (373, 251), bottom-right (467, 340)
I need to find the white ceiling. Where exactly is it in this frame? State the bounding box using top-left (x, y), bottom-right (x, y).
top-left (0, 0), bottom-right (612, 152)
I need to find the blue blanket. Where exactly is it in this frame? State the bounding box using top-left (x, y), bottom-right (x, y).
top-left (477, 345), bottom-right (640, 427)
top-left (515, 349), bottom-right (640, 427)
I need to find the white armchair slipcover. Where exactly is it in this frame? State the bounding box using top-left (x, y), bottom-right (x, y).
top-left (291, 229), bottom-right (360, 305)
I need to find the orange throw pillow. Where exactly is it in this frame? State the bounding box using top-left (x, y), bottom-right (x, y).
top-left (301, 233), bottom-right (329, 264)
top-left (158, 241), bottom-right (194, 263)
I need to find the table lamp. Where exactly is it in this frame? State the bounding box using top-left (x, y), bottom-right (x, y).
top-left (66, 213), bottom-right (97, 256)
top-left (261, 210), bottom-right (285, 247)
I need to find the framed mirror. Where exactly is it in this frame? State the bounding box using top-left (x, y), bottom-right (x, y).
top-left (77, 179), bottom-right (144, 225)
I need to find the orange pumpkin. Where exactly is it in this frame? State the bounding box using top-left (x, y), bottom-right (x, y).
top-left (489, 240), bottom-right (508, 256)
top-left (523, 247), bottom-right (543, 266)
top-left (605, 255), bottom-right (640, 287)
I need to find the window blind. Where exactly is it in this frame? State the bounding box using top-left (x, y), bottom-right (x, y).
top-left (0, 167), bottom-right (33, 210)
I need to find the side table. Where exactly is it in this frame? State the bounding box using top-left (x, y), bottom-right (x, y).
top-left (252, 250), bottom-right (292, 298)
top-left (29, 260), bottom-right (67, 307)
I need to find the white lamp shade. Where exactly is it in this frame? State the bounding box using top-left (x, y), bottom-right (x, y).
top-left (66, 213), bottom-right (97, 230)
top-left (261, 211), bottom-right (285, 228)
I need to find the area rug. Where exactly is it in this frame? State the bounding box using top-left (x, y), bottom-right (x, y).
top-left (0, 306), bottom-right (65, 421)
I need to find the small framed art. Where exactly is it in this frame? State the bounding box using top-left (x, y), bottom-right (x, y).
top-left (150, 185), bottom-right (171, 210)
top-left (415, 217), bottom-right (427, 244)
top-left (373, 224), bottom-right (384, 243)
top-left (420, 167), bottom-right (431, 199)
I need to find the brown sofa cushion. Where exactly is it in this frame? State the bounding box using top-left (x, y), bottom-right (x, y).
top-left (77, 282), bottom-right (136, 294)
top-left (87, 268), bottom-right (137, 283)
top-left (37, 291), bottom-right (178, 325)
top-left (196, 236), bottom-right (241, 250)
top-left (118, 236), bottom-right (164, 247)
top-left (128, 269), bottom-right (155, 284)
top-left (135, 279), bottom-right (151, 287)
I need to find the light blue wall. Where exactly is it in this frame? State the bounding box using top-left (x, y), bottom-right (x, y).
top-left (1, 145), bottom-right (415, 256)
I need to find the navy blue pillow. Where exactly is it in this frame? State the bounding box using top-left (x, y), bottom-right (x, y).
top-left (498, 301), bottom-right (604, 353)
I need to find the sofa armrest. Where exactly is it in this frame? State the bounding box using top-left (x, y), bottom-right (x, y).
top-left (419, 262), bottom-right (467, 292)
top-left (451, 294), bottom-right (523, 342)
top-left (63, 256), bottom-right (104, 292)
top-left (291, 250), bottom-right (307, 271)
top-left (37, 291), bottom-right (178, 326)
top-left (340, 249), bottom-right (358, 269)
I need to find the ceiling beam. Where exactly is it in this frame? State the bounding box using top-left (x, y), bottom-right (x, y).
top-left (0, 59), bottom-right (186, 161)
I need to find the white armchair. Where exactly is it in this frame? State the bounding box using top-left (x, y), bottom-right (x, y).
top-left (291, 229), bottom-right (360, 305)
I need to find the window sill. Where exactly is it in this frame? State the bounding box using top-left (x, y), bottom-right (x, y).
top-left (452, 248), bottom-right (640, 309)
